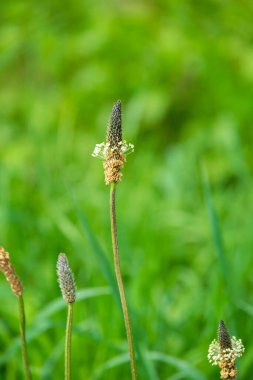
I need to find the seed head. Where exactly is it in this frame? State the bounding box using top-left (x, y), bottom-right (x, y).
top-left (107, 100), bottom-right (122, 147)
top-left (218, 320), bottom-right (232, 350)
top-left (208, 320), bottom-right (245, 379)
top-left (0, 247), bottom-right (23, 296)
top-left (57, 253), bottom-right (76, 304)
top-left (92, 100), bottom-right (134, 185)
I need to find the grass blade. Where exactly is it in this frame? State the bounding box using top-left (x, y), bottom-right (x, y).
top-left (68, 188), bottom-right (121, 307)
top-left (201, 163), bottom-right (237, 331)
top-left (201, 165), bottom-right (228, 281)
top-left (35, 287), bottom-right (111, 321)
top-left (148, 351), bottom-right (207, 380)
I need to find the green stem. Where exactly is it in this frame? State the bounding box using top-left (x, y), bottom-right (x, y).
top-left (110, 183), bottom-right (138, 380)
top-left (65, 303), bottom-right (73, 380)
top-left (18, 295), bottom-right (33, 380)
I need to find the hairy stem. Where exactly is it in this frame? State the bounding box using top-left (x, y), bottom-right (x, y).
top-left (18, 295), bottom-right (33, 380)
top-left (65, 303), bottom-right (73, 380)
top-left (110, 183), bottom-right (138, 380)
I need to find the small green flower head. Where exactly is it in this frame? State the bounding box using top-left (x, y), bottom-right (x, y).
top-left (92, 100), bottom-right (134, 184)
top-left (57, 253), bottom-right (76, 304)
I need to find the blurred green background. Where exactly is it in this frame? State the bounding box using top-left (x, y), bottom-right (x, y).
top-left (1, 0), bottom-right (253, 379)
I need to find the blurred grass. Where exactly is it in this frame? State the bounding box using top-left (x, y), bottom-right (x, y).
top-left (1, 0), bottom-right (253, 379)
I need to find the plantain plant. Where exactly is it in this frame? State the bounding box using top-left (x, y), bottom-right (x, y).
top-left (208, 320), bottom-right (244, 380)
top-left (0, 246), bottom-right (32, 380)
top-left (57, 253), bottom-right (76, 380)
top-left (92, 100), bottom-right (137, 379)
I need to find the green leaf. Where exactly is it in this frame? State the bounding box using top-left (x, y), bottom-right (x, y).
top-left (35, 287), bottom-right (111, 321)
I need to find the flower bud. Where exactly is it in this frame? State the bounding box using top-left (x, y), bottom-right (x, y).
top-left (0, 247), bottom-right (23, 296)
top-left (57, 253), bottom-right (76, 304)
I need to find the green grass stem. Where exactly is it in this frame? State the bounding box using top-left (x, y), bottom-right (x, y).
top-left (18, 295), bottom-right (32, 380)
top-left (110, 183), bottom-right (138, 380)
top-left (65, 303), bottom-right (73, 380)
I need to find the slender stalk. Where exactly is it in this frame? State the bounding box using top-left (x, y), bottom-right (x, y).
top-left (18, 295), bottom-right (33, 380)
top-left (65, 303), bottom-right (73, 380)
top-left (110, 183), bottom-right (138, 380)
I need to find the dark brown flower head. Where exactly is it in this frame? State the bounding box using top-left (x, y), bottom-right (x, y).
top-left (57, 253), bottom-right (76, 304)
top-left (107, 100), bottom-right (122, 148)
top-left (0, 247), bottom-right (23, 296)
top-left (92, 100), bottom-right (134, 185)
top-left (218, 320), bottom-right (232, 350)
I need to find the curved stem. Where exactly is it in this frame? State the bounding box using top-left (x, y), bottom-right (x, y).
top-left (65, 303), bottom-right (73, 380)
top-left (110, 183), bottom-right (138, 380)
top-left (18, 295), bottom-right (33, 380)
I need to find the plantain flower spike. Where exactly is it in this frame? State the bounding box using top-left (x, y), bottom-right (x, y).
top-left (0, 247), bottom-right (23, 296)
top-left (218, 320), bottom-right (232, 350)
top-left (57, 253), bottom-right (76, 304)
top-left (92, 100), bottom-right (134, 185)
top-left (208, 320), bottom-right (245, 379)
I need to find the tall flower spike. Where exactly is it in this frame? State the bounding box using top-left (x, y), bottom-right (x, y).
top-left (92, 100), bottom-right (134, 185)
top-left (218, 320), bottom-right (232, 350)
top-left (107, 100), bottom-right (122, 147)
top-left (208, 320), bottom-right (245, 380)
top-left (0, 247), bottom-right (23, 296)
top-left (57, 253), bottom-right (76, 304)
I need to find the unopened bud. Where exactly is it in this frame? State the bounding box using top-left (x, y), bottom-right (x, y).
top-left (56, 253), bottom-right (76, 304)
